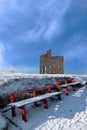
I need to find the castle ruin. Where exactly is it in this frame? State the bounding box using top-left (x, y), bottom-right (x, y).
top-left (40, 49), bottom-right (64, 74)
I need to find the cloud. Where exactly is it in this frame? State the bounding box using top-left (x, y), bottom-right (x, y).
top-left (0, 0), bottom-right (71, 42)
top-left (24, 0), bottom-right (71, 41)
top-left (0, 41), bottom-right (39, 73)
top-left (63, 33), bottom-right (87, 64)
top-left (1, 0), bottom-right (87, 74)
top-left (0, 65), bottom-right (39, 73)
top-left (62, 33), bottom-right (87, 74)
top-left (0, 42), bottom-right (5, 66)
top-left (0, 42), bottom-right (12, 69)
top-left (65, 44), bottom-right (87, 60)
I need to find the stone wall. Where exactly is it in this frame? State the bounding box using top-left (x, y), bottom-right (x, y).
top-left (40, 49), bottom-right (64, 74)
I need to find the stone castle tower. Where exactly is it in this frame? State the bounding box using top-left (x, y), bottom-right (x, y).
top-left (40, 49), bottom-right (64, 74)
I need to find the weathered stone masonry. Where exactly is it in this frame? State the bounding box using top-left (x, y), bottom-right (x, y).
top-left (40, 49), bottom-right (64, 74)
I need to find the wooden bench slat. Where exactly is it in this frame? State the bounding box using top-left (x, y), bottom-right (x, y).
top-left (8, 82), bottom-right (80, 108)
top-left (60, 82), bottom-right (80, 88)
top-left (8, 91), bottom-right (61, 108)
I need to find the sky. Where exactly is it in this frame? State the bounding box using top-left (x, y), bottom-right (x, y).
top-left (0, 0), bottom-right (87, 74)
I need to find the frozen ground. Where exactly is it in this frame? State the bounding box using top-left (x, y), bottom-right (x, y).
top-left (0, 71), bottom-right (87, 130)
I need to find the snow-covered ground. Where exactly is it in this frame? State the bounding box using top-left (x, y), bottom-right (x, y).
top-left (0, 113), bottom-right (8, 130)
top-left (0, 71), bottom-right (87, 130)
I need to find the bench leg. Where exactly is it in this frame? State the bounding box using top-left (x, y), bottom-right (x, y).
top-left (21, 106), bottom-right (27, 122)
top-left (57, 89), bottom-right (62, 100)
top-left (33, 89), bottom-right (38, 107)
top-left (64, 88), bottom-right (69, 95)
top-left (34, 102), bottom-right (39, 107)
top-left (48, 87), bottom-right (51, 93)
top-left (56, 86), bottom-right (61, 91)
top-left (58, 94), bottom-right (62, 101)
top-left (43, 99), bottom-right (48, 109)
top-left (12, 107), bottom-right (16, 117)
top-left (10, 94), bottom-right (16, 117)
top-left (10, 94), bottom-right (15, 103)
top-left (72, 86), bottom-right (75, 91)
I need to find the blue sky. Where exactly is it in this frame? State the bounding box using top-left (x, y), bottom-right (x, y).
top-left (0, 0), bottom-right (87, 74)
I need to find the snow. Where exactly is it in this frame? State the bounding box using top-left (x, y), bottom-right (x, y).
top-left (35, 86), bottom-right (87, 130)
top-left (0, 113), bottom-right (8, 130)
top-left (0, 71), bottom-right (86, 95)
top-left (0, 71), bottom-right (87, 130)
